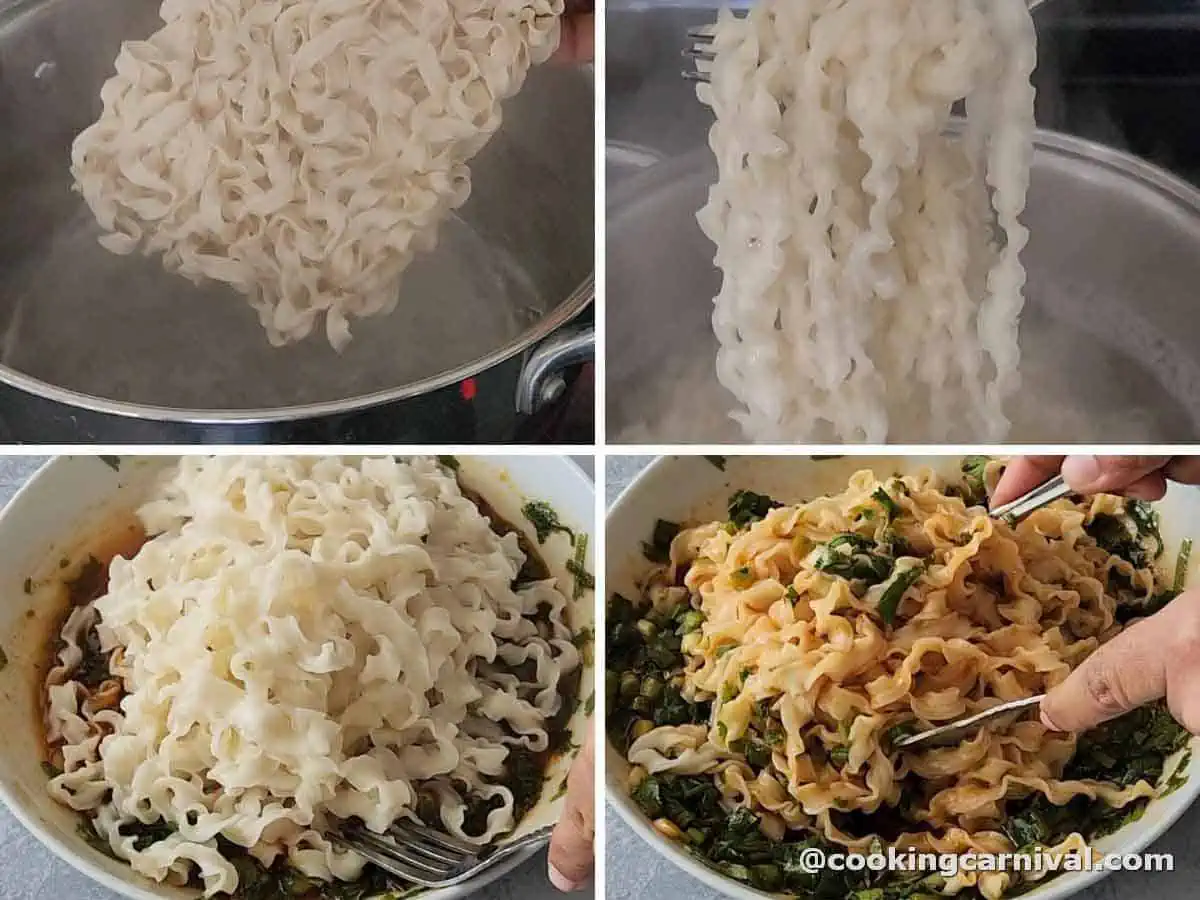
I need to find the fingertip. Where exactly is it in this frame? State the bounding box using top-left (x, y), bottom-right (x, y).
top-left (1039, 704), bottom-right (1063, 732)
top-left (1060, 455), bottom-right (1103, 492)
top-left (549, 862), bottom-right (581, 892)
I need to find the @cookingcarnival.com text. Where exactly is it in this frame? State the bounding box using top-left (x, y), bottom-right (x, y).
top-left (794, 846), bottom-right (1174, 877)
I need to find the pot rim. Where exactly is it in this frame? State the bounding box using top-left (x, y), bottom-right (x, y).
top-left (0, 278), bottom-right (593, 424)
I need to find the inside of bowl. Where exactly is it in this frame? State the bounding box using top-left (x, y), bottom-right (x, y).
top-left (0, 456), bottom-right (593, 898)
top-left (604, 455), bottom-right (1200, 900)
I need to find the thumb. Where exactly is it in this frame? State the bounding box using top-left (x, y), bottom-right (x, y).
top-left (548, 731), bottom-right (594, 891)
top-left (1041, 612), bottom-right (1170, 733)
top-left (1060, 455), bottom-right (1170, 500)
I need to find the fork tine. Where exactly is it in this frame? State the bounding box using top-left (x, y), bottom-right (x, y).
top-left (388, 818), bottom-right (481, 857)
top-left (683, 70), bottom-right (710, 83)
top-left (683, 47), bottom-right (715, 62)
top-left (330, 833), bottom-right (442, 886)
top-left (687, 29), bottom-right (714, 43)
top-left (347, 829), bottom-right (457, 877)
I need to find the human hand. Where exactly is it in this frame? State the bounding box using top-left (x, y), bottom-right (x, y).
top-left (547, 730), bottom-right (594, 891)
top-left (1037, 588), bottom-right (1200, 735)
top-left (553, 0), bottom-right (594, 63)
top-left (992, 455), bottom-right (1200, 507)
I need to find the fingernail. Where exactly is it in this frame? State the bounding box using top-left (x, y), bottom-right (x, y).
top-left (1062, 456), bottom-right (1102, 491)
top-left (1040, 707), bottom-right (1063, 732)
top-left (549, 864), bottom-right (580, 892)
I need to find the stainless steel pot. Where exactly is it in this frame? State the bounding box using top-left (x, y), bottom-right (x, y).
top-left (0, 0), bottom-right (594, 442)
top-left (606, 2), bottom-right (1200, 444)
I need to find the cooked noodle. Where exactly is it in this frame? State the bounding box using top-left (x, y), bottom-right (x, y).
top-left (614, 465), bottom-right (1186, 898)
top-left (71, 0), bottom-right (562, 348)
top-left (44, 456), bottom-right (579, 895)
top-left (695, 0), bottom-right (1036, 442)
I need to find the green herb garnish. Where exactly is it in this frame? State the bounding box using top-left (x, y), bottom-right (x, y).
top-left (642, 519), bottom-right (681, 564)
top-left (814, 534), bottom-right (894, 585)
top-left (567, 532), bottom-right (593, 599)
top-left (728, 490), bottom-right (782, 529)
top-left (872, 486), bottom-right (901, 523)
top-left (960, 456), bottom-right (992, 507)
top-left (877, 561), bottom-right (925, 626)
top-left (522, 500), bottom-right (574, 544)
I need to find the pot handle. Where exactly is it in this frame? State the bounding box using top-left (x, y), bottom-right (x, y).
top-left (516, 322), bottom-right (595, 414)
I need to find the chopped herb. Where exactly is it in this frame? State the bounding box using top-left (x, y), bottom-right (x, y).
top-left (642, 519), bottom-right (681, 564)
top-left (872, 486), bottom-right (900, 523)
top-left (98, 456), bottom-right (121, 472)
top-left (567, 533), bottom-right (594, 599)
top-left (521, 500), bottom-right (574, 544)
top-left (584, 693), bottom-right (595, 716)
top-left (960, 456), bottom-right (992, 507)
top-left (705, 456), bottom-right (728, 471)
top-left (814, 534), bottom-right (894, 585)
top-left (810, 455), bottom-right (845, 461)
top-left (728, 490), bottom-right (782, 528)
top-left (1128, 499), bottom-right (1165, 558)
top-left (1163, 749), bottom-right (1193, 797)
top-left (41, 761), bottom-right (60, 778)
top-left (437, 455), bottom-right (460, 471)
top-left (1087, 512), bottom-right (1150, 570)
top-left (1175, 538), bottom-right (1193, 593)
top-left (829, 745), bottom-right (850, 767)
top-left (1131, 537), bottom-right (1193, 621)
top-left (784, 585), bottom-right (799, 601)
top-left (877, 562), bottom-right (925, 626)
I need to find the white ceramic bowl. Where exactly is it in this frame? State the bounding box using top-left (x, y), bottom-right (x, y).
top-left (606, 455), bottom-right (1200, 900)
top-left (0, 454), bottom-right (595, 900)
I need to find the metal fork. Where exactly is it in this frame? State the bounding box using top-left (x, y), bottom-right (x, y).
top-left (331, 819), bottom-right (556, 888)
top-left (683, 0), bottom-right (1051, 83)
top-left (889, 473), bottom-right (1073, 751)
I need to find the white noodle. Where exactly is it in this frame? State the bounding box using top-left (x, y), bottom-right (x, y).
top-left (696, 0), bottom-right (1036, 442)
top-left (44, 457), bottom-right (579, 895)
top-left (71, 0), bottom-right (562, 349)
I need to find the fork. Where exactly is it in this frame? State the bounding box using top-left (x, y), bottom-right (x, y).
top-left (682, 0), bottom-right (1051, 83)
top-left (889, 472), bottom-right (1073, 751)
top-left (331, 819), bottom-right (556, 888)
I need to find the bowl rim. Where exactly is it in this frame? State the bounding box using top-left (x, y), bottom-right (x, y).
top-left (0, 454), bottom-right (595, 900)
top-left (603, 454), bottom-right (1200, 900)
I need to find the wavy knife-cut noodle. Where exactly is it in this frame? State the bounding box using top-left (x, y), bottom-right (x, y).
top-left (71, 0), bottom-right (562, 348)
top-left (622, 467), bottom-right (1178, 898)
top-left (43, 457), bottom-right (579, 896)
top-left (695, 0), bottom-right (1036, 442)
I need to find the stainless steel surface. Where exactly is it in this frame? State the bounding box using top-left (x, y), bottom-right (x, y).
top-left (607, 4), bottom-right (1200, 443)
top-left (515, 318), bottom-right (596, 414)
top-left (991, 474), bottom-right (1074, 520)
top-left (0, 0), bottom-right (593, 423)
top-left (335, 822), bottom-right (555, 889)
top-left (895, 695), bottom-right (1047, 751)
